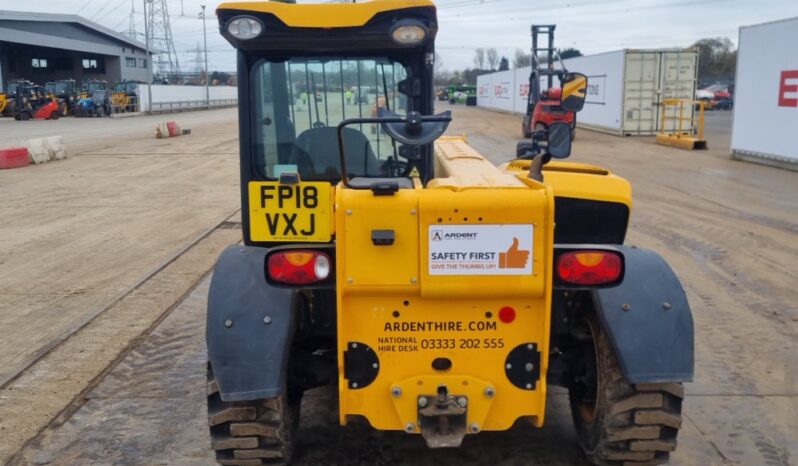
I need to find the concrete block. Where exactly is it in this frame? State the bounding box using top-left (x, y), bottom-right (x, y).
top-left (26, 138), bottom-right (51, 164)
top-left (44, 136), bottom-right (67, 160)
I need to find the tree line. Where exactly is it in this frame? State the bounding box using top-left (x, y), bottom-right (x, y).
top-left (434, 47), bottom-right (582, 86)
top-left (435, 38), bottom-right (737, 87)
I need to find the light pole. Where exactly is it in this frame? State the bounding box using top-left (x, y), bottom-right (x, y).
top-left (201, 4), bottom-right (209, 108)
top-left (143, 0), bottom-right (153, 113)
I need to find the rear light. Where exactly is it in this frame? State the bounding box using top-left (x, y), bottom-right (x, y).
top-left (556, 250), bottom-right (622, 285)
top-left (268, 250), bottom-right (331, 285)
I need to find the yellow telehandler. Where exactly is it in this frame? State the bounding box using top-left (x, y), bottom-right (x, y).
top-left (207, 2), bottom-right (693, 465)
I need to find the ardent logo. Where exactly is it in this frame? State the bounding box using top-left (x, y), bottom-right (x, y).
top-left (430, 230), bottom-right (478, 240)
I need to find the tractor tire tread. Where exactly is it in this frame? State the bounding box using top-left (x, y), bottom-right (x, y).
top-left (629, 439), bottom-right (677, 452)
top-left (217, 459), bottom-right (267, 466)
top-left (635, 382), bottom-right (685, 399)
top-left (606, 426), bottom-right (661, 442)
top-left (211, 436), bottom-right (259, 450)
top-left (621, 458), bottom-right (670, 466)
top-left (208, 366), bottom-right (297, 466)
top-left (208, 406), bottom-right (257, 426)
top-left (570, 314), bottom-right (684, 466)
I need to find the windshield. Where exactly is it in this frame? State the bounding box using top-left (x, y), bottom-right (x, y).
top-left (252, 57), bottom-right (408, 180)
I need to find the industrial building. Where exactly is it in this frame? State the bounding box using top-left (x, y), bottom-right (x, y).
top-left (0, 10), bottom-right (151, 90)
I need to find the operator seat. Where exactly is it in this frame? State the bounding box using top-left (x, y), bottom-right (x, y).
top-left (290, 127), bottom-right (381, 179)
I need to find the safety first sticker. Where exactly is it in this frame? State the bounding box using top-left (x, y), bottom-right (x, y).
top-left (428, 224), bottom-right (533, 275)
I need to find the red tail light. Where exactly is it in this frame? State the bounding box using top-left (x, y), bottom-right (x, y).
top-left (268, 250), bottom-right (331, 285)
top-left (556, 250), bottom-right (622, 285)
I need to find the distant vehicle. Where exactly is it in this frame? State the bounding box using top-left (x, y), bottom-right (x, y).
top-left (45, 79), bottom-right (79, 115)
top-left (1, 79), bottom-right (34, 116)
top-left (75, 90), bottom-right (112, 117)
top-left (696, 98), bottom-right (715, 111)
top-left (695, 89), bottom-right (715, 100)
top-left (446, 84), bottom-right (476, 104)
top-left (13, 85), bottom-right (62, 121)
top-left (82, 80), bottom-right (110, 93)
top-left (713, 97), bottom-right (733, 110)
top-left (714, 90), bottom-right (731, 100)
top-left (522, 25), bottom-right (576, 140)
top-left (112, 81), bottom-right (141, 112)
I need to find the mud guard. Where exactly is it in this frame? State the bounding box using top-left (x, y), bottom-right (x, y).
top-left (593, 246), bottom-right (694, 383)
top-left (207, 245), bottom-right (295, 402)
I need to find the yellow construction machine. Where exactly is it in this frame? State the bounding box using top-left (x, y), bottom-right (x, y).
top-left (206, 1), bottom-right (694, 465)
top-left (111, 80), bottom-right (140, 112)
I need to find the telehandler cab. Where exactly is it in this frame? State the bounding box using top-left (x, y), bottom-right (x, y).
top-left (208, 1), bottom-right (693, 465)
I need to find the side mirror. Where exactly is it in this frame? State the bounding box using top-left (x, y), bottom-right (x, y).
top-left (547, 122), bottom-right (572, 159)
top-left (561, 72), bottom-right (588, 113)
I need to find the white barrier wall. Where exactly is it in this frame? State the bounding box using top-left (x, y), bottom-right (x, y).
top-left (477, 74), bottom-right (491, 109)
top-left (491, 70), bottom-right (515, 113)
top-left (137, 85), bottom-right (238, 111)
top-left (732, 17), bottom-right (798, 168)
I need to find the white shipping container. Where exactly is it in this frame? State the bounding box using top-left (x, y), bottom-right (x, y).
top-left (731, 17), bottom-right (798, 170)
top-left (477, 49), bottom-right (698, 136)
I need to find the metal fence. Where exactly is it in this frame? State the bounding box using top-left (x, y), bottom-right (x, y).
top-left (149, 98), bottom-right (238, 114)
top-left (110, 94), bottom-right (139, 114)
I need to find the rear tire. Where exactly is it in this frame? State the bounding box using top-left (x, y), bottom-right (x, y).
top-left (207, 365), bottom-right (300, 466)
top-left (50, 110), bottom-right (61, 120)
top-left (569, 316), bottom-right (684, 465)
top-left (19, 112), bottom-right (31, 121)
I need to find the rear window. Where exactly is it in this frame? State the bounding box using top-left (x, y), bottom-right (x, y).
top-left (251, 57), bottom-right (409, 181)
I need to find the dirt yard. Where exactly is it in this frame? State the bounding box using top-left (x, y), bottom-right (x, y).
top-left (1, 105), bottom-right (796, 466)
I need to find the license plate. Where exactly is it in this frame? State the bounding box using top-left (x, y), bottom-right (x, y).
top-left (248, 181), bottom-right (332, 242)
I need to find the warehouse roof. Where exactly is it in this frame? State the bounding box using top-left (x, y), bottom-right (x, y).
top-left (0, 10), bottom-right (149, 53)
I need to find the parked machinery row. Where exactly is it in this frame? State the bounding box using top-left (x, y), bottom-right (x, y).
top-left (0, 78), bottom-right (143, 120)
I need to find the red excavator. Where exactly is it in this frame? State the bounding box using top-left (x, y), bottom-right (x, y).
top-left (521, 25), bottom-right (576, 140)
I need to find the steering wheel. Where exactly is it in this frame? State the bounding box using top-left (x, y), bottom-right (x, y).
top-left (381, 158), bottom-right (413, 178)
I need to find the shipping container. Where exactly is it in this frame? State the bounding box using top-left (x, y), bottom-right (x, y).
top-left (476, 49), bottom-right (698, 136)
top-left (731, 17), bottom-right (798, 171)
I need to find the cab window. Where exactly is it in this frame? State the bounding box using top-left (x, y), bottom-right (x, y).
top-left (252, 58), bottom-right (408, 180)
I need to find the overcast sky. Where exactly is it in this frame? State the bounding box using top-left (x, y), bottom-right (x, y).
top-left (2, 0), bottom-right (797, 71)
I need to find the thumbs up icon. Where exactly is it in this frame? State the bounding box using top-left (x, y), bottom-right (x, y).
top-left (498, 237), bottom-right (530, 269)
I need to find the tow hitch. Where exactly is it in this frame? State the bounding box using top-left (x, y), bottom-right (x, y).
top-left (417, 384), bottom-right (468, 448)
